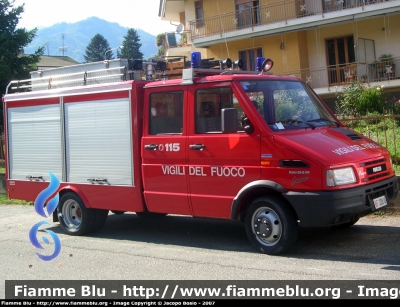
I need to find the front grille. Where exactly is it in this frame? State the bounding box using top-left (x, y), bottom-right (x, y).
top-left (366, 164), bottom-right (387, 175)
top-left (360, 158), bottom-right (385, 167)
top-left (364, 172), bottom-right (390, 182)
top-left (360, 158), bottom-right (389, 181)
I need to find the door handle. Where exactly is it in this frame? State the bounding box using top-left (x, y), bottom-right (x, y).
top-left (189, 144), bottom-right (205, 150)
top-left (144, 144), bottom-right (158, 150)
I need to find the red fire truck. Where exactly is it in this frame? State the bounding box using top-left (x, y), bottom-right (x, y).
top-left (2, 55), bottom-right (398, 255)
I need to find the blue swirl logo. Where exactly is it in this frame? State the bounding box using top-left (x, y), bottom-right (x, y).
top-left (29, 172), bottom-right (61, 261)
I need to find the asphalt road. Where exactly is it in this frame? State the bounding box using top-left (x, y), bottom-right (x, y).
top-left (1, 204), bottom-right (400, 299)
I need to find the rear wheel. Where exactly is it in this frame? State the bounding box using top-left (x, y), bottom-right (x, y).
top-left (58, 192), bottom-right (97, 235)
top-left (245, 195), bottom-right (298, 255)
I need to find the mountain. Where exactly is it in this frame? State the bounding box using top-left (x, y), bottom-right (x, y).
top-left (23, 17), bottom-right (159, 63)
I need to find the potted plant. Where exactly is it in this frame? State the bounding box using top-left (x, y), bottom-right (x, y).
top-left (379, 53), bottom-right (395, 79)
top-left (180, 33), bottom-right (187, 45)
top-left (360, 75), bottom-right (368, 83)
top-left (379, 53), bottom-right (394, 66)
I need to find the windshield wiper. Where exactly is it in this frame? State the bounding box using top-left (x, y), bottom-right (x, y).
top-left (307, 118), bottom-right (340, 127)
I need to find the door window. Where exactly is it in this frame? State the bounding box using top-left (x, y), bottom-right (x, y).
top-left (195, 87), bottom-right (244, 133)
top-left (149, 91), bottom-right (183, 135)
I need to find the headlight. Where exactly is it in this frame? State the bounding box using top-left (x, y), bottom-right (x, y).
top-left (326, 167), bottom-right (356, 186)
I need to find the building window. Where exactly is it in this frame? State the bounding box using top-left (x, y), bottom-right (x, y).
top-left (239, 48), bottom-right (263, 71)
top-left (235, 0), bottom-right (260, 29)
top-left (195, 1), bottom-right (204, 27)
top-left (326, 36), bottom-right (355, 85)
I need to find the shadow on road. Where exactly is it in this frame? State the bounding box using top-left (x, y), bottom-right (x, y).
top-left (49, 212), bottom-right (400, 267)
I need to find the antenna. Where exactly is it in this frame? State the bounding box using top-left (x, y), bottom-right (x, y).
top-left (176, 23), bottom-right (184, 33)
top-left (216, 2), bottom-right (230, 58)
top-left (58, 34), bottom-right (69, 56)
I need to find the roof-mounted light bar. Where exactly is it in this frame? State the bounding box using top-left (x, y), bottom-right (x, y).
top-left (181, 52), bottom-right (274, 84)
top-left (256, 57), bottom-right (274, 73)
top-left (259, 58), bottom-right (274, 74)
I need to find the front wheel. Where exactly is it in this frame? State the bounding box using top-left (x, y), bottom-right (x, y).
top-left (245, 195), bottom-right (298, 255)
top-left (57, 192), bottom-right (97, 236)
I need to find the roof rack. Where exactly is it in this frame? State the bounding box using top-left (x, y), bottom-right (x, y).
top-left (5, 54), bottom-right (274, 94)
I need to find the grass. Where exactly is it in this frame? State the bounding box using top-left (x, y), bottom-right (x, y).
top-left (0, 193), bottom-right (33, 205)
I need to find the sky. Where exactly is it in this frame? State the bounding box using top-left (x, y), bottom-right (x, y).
top-left (13, 0), bottom-right (177, 36)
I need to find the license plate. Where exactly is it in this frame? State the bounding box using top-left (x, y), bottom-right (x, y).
top-left (373, 195), bottom-right (387, 209)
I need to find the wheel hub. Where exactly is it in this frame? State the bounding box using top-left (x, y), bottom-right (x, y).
top-left (252, 208), bottom-right (282, 246)
top-left (254, 217), bottom-right (273, 238)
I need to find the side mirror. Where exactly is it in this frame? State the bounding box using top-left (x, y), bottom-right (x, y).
top-left (241, 117), bottom-right (254, 134)
top-left (221, 108), bottom-right (237, 133)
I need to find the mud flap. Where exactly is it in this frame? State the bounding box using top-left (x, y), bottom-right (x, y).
top-left (53, 210), bottom-right (59, 222)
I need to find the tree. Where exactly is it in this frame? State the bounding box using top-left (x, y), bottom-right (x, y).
top-left (84, 34), bottom-right (112, 62)
top-left (116, 28), bottom-right (144, 60)
top-left (155, 33), bottom-right (165, 57)
top-left (0, 0), bottom-right (44, 129)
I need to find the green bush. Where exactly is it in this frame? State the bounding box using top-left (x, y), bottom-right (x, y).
top-left (336, 80), bottom-right (386, 116)
top-left (335, 80), bottom-right (363, 115)
top-left (357, 87), bottom-right (385, 114)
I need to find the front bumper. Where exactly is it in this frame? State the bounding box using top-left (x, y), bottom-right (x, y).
top-left (283, 176), bottom-right (398, 228)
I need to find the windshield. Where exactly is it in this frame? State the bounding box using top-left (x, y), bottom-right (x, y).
top-left (238, 79), bottom-right (339, 131)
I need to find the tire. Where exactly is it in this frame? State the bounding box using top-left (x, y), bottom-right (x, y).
top-left (57, 192), bottom-right (97, 236)
top-left (245, 195), bottom-right (299, 255)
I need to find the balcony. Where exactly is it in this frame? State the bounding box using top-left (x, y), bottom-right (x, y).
top-left (275, 56), bottom-right (400, 95)
top-left (187, 0), bottom-right (397, 46)
top-left (157, 29), bottom-right (198, 58)
top-left (163, 30), bottom-right (192, 48)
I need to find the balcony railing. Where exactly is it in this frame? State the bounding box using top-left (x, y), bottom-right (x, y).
top-left (274, 56), bottom-right (399, 90)
top-left (188, 0), bottom-right (392, 40)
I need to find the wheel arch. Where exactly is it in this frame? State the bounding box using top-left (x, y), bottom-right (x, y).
top-left (52, 186), bottom-right (91, 222)
top-left (231, 180), bottom-right (292, 222)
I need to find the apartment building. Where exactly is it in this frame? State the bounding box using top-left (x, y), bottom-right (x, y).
top-left (158, 0), bottom-right (400, 111)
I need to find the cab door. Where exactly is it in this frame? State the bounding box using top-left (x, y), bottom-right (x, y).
top-left (141, 87), bottom-right (191, 215)
top-left (187, 84), bottom-right (261, 219)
